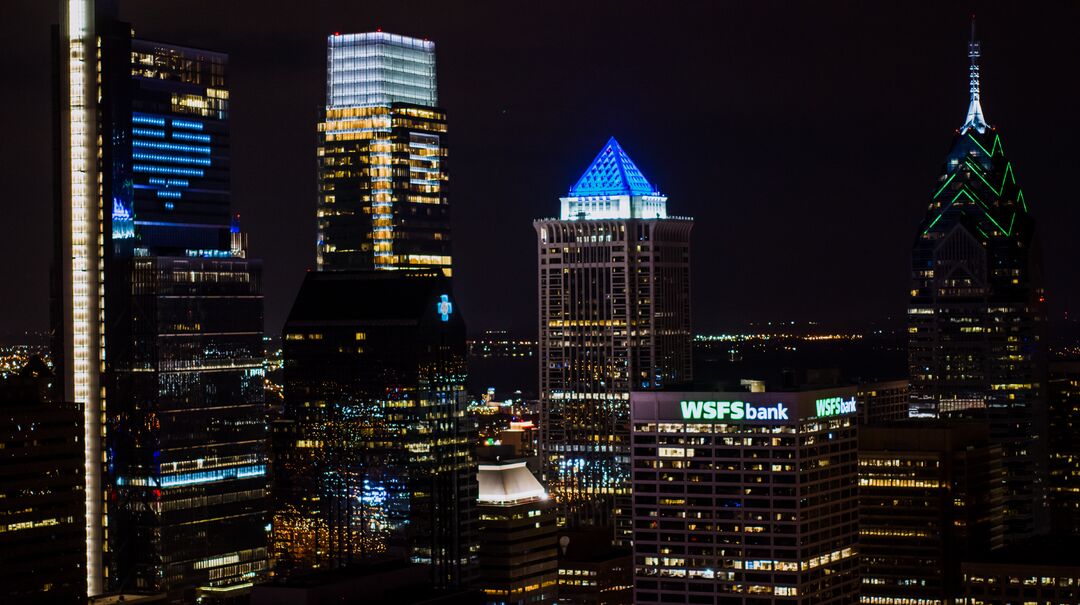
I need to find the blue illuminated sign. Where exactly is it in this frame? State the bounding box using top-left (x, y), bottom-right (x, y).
top-left (437, 294), bottom-right (453, 321)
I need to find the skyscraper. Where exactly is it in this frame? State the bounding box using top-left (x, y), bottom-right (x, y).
top-left (908, 21), bottom-right (1047, 541)
top-left (630, 389), bottom-right (861, 604)
top-left (54, 2), bottom-right (269, 599)
top-left (535, 138), bottom-right (692, 541)
top-left (859, 421), bottom-right (1004, 605)
top-left (273, 30), bottom-right (476, 586)
top-left (273, 271), bottom-right (478, 587)
top-left (317, 32), bottom-right (451, 273)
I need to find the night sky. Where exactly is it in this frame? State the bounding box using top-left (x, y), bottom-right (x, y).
top-left (4, 2), bottom-right (1079, 338)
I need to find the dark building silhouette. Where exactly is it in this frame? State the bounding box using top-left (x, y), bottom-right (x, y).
top-left (860, 421), bottom-right (1004, 604)
top-left (555, 529), bottom-right (632, 605)
top-left (960, 537), bottom-right (1080, 605)
top-left (0, 360), bottom-right (85, 604)
top-left (251, 558), bottom-right (483, 605)
top-left (273, 271), bottom-right (477, 588)
top-left (907, 23), bottom-right (1047, 541)
top-left (1048, 359), bottom-right (1080, 534)
top-left (54, 2), bottom-right (268, 599)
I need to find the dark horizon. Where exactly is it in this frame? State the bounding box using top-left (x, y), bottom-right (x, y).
top-left (4, 2), bottom-right (1079, 338)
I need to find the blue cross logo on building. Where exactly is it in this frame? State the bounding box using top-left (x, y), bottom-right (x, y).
top-left (437, 294), bottom-right (453, 321)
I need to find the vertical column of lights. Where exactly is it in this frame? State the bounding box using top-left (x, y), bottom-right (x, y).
top-left (64, 0), bottom-right (103, 595)
top-left (371, 138), bottom-right (394, 267)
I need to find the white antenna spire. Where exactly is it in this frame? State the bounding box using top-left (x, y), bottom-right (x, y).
top-left (961, 15), bottom-right (990, 134)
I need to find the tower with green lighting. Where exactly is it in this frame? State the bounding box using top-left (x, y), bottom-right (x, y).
top-left (908, 21), bottom-right (1047, 541)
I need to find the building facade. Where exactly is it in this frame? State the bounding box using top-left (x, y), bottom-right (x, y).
top-left (556, 529), bottom-right (633, 605)
top-left (630, 389), bottom-right (860, 604)
top-left (317, 32), bottom-right (451, 273)
top-left (1048, 359), bottom-right (1080, 535)
top-left (535, 137), bottom-right (693, 540)
top-left (859, 421), bottom-right (1004, 605)
top-left (959, 538), bottom-right (1080, 605)
top-left (54, 3), bottom-right (269, 598)
top-left (0, 361), bottom-right (85, 604)
top-left (855, 379), bottom-right (910, 425)
top-left (476, 460), bottom-right (558, 605)
top-left (907, 25), bottom-right (1047, 541)
top-left (273, 271), bottom-right (478, 588)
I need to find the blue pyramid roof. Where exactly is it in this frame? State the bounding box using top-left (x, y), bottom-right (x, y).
top-left (569, 137), bottom-right (659, 197)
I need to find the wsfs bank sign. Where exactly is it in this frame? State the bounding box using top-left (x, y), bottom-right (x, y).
top-left (680, 400), bottom-right (790, 421)
top-left (814, 396), bottom-right (857, 418)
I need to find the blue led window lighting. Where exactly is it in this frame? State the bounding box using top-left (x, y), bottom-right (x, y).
top-left (132, 127), bottom-right (165, 138)
top-left (568, 136), bottom-right (659, 197)
top-left (172, 132), bottom-right (211, 143)
top-left (133, 164), bottom-right (204, 177)
top-left (132, 113), bottom-right (166, 127)
top-left (133, 140), bottom-right (211, 155)
top-left (132, 152), bottom-right (211, 166)
top-left (157, 464), bottom-right (267, 488)
top-left (156, 190), bottom-right (182, 199)
top-left (171, 118), bottom-right (204, 131)
top-left (148, 177), bottom-right (168, 186)
top-left (167, 179), bottom-right (189, 187)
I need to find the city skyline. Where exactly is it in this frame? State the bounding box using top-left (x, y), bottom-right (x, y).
top-left (8, 2), bottom-right (1080, 604)
top-left (5, 3), bottom-right (1080, 338)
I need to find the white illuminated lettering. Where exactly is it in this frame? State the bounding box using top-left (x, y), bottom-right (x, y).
top-left (678, 401), bottom-right (790, 422)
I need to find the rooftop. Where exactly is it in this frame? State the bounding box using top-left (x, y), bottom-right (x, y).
top-left (477, 461), bottom-right (546, 504)
top-left (568, 137), bottom-right (659, 197)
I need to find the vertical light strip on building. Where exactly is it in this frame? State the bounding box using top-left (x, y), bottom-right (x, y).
top-left (63, 0), bottom-right (103, 595)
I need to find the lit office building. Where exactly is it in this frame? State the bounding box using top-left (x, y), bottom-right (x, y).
top-left (535, 137), bottom-right (693, 540)
top-left (855, 379), bottom-right (910, 425)
top-left (1048, 359), bottom-right (1080, 534)
top-left (273, 271), bottom-right (477, 588)
top-left (54, 3), bottom-right (268, 599)
top-left (476, 460), bottom-right (558, 605)
top-left (907, 23), bottom-right (1047, 540)
top-left (0, 360), bottom-right (85, 604)
top-left (317, 32), bottom-right (451, 273)
top-left (630, 389), bottom-right (860, 604)
top-left (959, 537), bottom-right (1080, 605)
top-left (859, 421), bottom-right (1003, 605)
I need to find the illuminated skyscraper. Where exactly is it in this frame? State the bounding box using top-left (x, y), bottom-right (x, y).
top-left (317, 32), bottom-right (451, 273)
top-left (908, 21), bottom-right (1047, 541)
top-left (630, 389), bottom-right (860, 604)
top-left (54, 3), bottom-right (268, 599)
top-left (0, 360), bottom-right (86, 604)
top-left (272, 30), bottom-right (475, 589)
top-left (534, 138), bottom-right (692, 541)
